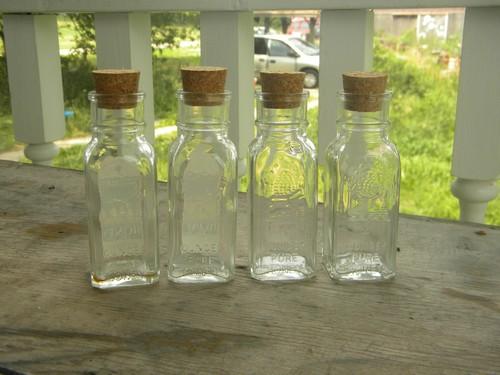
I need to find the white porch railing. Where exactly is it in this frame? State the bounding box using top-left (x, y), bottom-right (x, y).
top-left (1, 0), bottom-right (500, 224)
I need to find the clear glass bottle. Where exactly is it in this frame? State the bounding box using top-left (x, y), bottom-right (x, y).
top-left (84, 76), bottom-right (159, 289)
top-left (324, 87), bottom-right (400, 282)
top-left (249, 90), bottom-right (317, 281)
top-left (167, 90), bottom-right (237, 283)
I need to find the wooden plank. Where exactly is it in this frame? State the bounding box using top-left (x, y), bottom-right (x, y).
top-left (318, 9), bottom-right (373, 158)
top-left (0, 160), bottom-right (500, 374)
top-left (95, 13), bottom-right (156, 141)
top-left (0, 0), bottom-right (499, 13)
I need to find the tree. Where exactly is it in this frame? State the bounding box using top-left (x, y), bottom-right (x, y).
top-left (264, 17), bottom-right (271, 34)
top-left (66, 12), bottom-right (200, 59)
top-left (151, 12), bottom-right (199, 52)
top-left (280, 17), bottom-right (291, 34)
top-left (68, 14), bottom-right (95, 60)
top-left (307, 17), bottom-right (317, 43)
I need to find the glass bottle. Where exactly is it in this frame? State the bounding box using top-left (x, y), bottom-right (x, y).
top-left (167, 67), bottom-right (237, 283)
top-left (84, 69), bottom-right (159, 289)
top-left (324, 72), bottom-right (400, 282)
top-left (249, 72), bottom-right (317, 281)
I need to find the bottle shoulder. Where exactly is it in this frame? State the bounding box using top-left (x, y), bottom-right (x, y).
top-left (171, 133), bottom-right (236, 149)
top-left (84, 136), bottom-right (156, 171)
top-left (168, 134), bottom-right (238, 173)
top-left (249, 133), bottom-right (316, 159)
top-left (326, 133), bottom-right (399, 158)
top-left (324, 135), bottom-right (344, 161)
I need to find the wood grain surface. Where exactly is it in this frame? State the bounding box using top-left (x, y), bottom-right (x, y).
top-left (0, 160), bottom-right (499, 375)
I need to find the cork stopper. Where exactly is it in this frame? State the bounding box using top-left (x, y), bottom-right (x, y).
top-left (181, 66), bottom-right (227, 106)
top-left (260, 71), bottom-right (305, 109)
top-left (92, 69), bottom-right (140, 109)
top-left (342, 71), bottom-right (388, 112)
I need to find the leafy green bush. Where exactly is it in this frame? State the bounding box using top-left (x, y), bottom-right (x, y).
top-left (60, 55), bottom-right (95, 108)
top-left (373, 37), bottom-right (500, 223)
top-left (59, 53), bottom-right (201, 128)
top-left (60, 55), bottom-right (95, 136)
top-left (151, 13), bottom-right (200, 51)
top-left (153, 54), bottom-right (199, 121)
top-left (373, 37), bottom-right (460, 219)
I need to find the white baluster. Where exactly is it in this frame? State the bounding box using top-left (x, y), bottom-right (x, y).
top-left (94, 13), bottom-right (155, 141)
top-left (200, 11), bottom-right (254, 177)
top-left (3, 14), bottom-right (65, 166)
top-left (451, 179), bottom-right (498, 223)
top-left (318, 9), bottom-right (374, 158)
top-left (23, 143), bottom-right (60, 166)
top-left (451, 7), bottom-right (500, 223)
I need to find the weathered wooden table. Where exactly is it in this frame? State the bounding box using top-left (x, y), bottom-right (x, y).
top-left (1, 160), bottom-right (499, 374)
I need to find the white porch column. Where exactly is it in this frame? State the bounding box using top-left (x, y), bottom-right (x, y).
top-left (3, 14), bottom-right (65, 166)
top-left (200, 11), bottom-right (254, 176)
top-left (318, 9), bottom-right (373, 158)
top-left (94, 13), bottom-right (155, 141)
top-left (451, 7), bottom-right (500, 223)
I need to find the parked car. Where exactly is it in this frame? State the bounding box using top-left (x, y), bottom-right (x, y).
top-left (254, 34), bottom-right (320, 89)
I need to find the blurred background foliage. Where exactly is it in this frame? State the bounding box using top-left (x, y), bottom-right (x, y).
top-left (0, 13), bottom-right (499, 224)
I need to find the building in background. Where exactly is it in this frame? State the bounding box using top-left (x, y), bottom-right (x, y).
top-left (374, 8), bottom-right (464, 39)
top-left (255, 8), bottom-right (465, 43)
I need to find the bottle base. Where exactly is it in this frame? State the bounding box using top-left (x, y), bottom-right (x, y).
top-left (326, 252), bottom-right (395, 282)
top-left (90, 272), bottom-right (160, 289)
top-left (251, 255), bottom-right (315, 282)
top-left (168, 272), bottom-right (233, 284)
top-left (329, 270), bottom-right (395, 282)
top-left (251, 269), bottom-right (314, 282)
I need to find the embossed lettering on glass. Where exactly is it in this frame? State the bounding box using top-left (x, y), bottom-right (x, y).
top-left (249, 72), bottom-right (317, 281)
top-left (167, 67), bottom-right (237, 283)
top-left (84, 69), bottom-right (159, 288)
top-left (324, 72), bottom-right (400, 282)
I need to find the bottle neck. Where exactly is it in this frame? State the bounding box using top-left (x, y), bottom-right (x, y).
top-left (89, 91), bottom-right (145, 143)
top-left (176, 90), bottom-right (230, 134)
top-left (93, 125), bottom-right (144, 144)
top-left (337, 110), bottom-right (390, 131)
top-left (337, 91), bottom-right (391, 141)
top-left (255, 91), bottom-right (308, 137)
top-left (339, 124), bottom-right (389, 145)
top-left (90, 106), bottom-right (145, 144)
top-left (256, 123), bottom-right (303, 140)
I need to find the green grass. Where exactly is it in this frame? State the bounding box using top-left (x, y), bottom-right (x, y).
top-left (53, 144), bottom-right (85, 170)
top-left (156, 132), bottom-right (178, 181)
top-left (156, 47), bottom-right (200, 58)
top-left (0, 116), bottom-right (15, 152)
